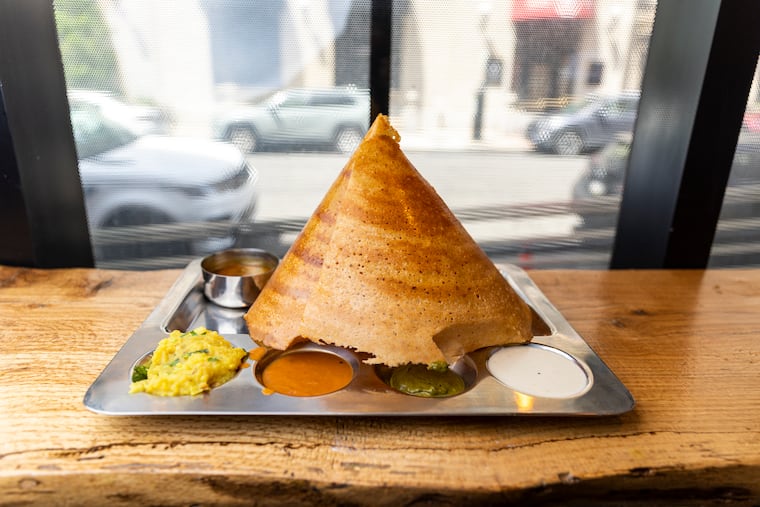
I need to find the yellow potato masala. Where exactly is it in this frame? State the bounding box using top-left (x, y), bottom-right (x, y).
top-left (130, 327), bottom-right (247, 396)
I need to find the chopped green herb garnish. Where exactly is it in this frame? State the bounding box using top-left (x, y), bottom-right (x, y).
top-left (390, 363), bottom-right (465, 398)
top-left (181, 330), bottom-right (200, 337)
top-left (207, 357), bottom-right (220, 362)
top-left (168, 358), bottom-right (180, 367)
top-left (428, 361), bottom-right (449, 373)
top-left (183, 348), bottom-right (209, 358)
top-left (131, 364), bottom-right (149, 382)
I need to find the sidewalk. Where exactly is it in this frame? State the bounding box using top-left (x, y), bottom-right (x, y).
top-left (400, 129), bottom-right (532, 152)
top-left (395, 109), bottom-right (537, 152)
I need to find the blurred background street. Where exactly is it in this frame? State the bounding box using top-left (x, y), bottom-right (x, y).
top-left (239, 147), bottom-right (591, 267)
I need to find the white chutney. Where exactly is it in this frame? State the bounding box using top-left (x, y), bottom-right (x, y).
top-left (487, 343), bottom-right (590, 398)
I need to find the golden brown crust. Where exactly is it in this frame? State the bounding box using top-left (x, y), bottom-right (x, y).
top-left (245, 115), bottom-right (532, 366)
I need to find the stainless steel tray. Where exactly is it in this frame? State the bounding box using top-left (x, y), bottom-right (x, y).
top-left (84, 260), bottom-right (634, 416)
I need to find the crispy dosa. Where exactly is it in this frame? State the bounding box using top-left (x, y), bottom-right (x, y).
top-left (245, 114), bottom-right (532, 366)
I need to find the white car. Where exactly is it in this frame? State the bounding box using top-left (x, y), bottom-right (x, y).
top-left (215, 87), bottom-right (370, 154)
top-left (70, 92), bottom-right (258, 265)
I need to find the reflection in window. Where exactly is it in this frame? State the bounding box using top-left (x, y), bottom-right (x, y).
top-left (389, 0), bottom-right (655, 269)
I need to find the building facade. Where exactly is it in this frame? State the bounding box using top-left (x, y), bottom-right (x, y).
top-left (97, 0), bottom-right (758, 142)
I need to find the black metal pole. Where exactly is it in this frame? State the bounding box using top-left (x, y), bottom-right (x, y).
top-left (369, 0), bottom-right (392, 122)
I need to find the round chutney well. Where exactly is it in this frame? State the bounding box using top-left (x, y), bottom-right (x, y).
top-left (486, 343), bottom-right (590, 398)
top-left (375, 356), bottom-right (477, 398)
top-left (255, 347), bottom-right (356, 397)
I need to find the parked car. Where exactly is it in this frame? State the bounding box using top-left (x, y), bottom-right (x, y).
top-left (526, 91), bottom-right (640, 155)
top-left (571, 133), bottom-right (631, 205)
top-left (214, 87), bottom-right (370, 154)
top-left (69, 92), bottom-right (258, 264)
top-left (68, 89), bottom-right (171, 135)
top-left (572, 131), bottom-right (760, 230)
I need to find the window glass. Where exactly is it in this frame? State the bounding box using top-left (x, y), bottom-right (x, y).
top-left (390, 0), bottom-right (654, 268)
top-left (54, 0), bottom-right (370, 269)
top-left (54, 0), bottom-right (656, 270)
top-left (709, 58), bottom-right (760, 267)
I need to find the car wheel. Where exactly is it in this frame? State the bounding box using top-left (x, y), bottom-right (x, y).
top-left (553, 130), bottom-right (584, 156)
top-left (334, 126), bottom-right (363, 154)
top-left (228, 125), bottom-right (258, 153)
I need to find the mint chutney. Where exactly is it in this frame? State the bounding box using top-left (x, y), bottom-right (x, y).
top-left (389, 363), bottom-right (466, 397)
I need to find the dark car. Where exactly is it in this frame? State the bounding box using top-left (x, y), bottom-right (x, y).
top-left (70, 91), bottom-right (258, 265)
top-left (214, 87), bottom-right (370, 154)
top-left (526, 91), bottom-right (640, 156)
top-left (571, 134), bottom-right (631, 204)
top-left (572, 132), bottom-right (760, 234)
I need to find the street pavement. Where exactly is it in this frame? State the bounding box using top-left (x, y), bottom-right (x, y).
top-left (242, 146), bottom-right (594, 267)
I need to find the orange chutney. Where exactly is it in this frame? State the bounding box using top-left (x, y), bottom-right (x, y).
top-left (260, 351), bottom-right (354, 397)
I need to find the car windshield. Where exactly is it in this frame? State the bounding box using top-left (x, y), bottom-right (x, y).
top-left (70, 99), bottom-right (142, 158)
top-left (265, 90), bottom-right (308, 109)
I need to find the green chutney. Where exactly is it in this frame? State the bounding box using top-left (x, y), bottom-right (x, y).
top-left (389, 363), bottom-right (466, 397)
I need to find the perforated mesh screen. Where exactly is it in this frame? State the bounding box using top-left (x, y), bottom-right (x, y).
top-left (52, 0), bottom-right (674, 270)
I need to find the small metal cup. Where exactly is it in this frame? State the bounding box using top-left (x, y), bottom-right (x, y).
top-left (201, 248), bottom-right (279, 308)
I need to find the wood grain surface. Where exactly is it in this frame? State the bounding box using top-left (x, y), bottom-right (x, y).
top-left (1, 266), bottom-right (759, 506)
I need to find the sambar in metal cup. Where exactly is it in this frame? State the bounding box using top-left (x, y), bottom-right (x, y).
top-left (201, 248), bottom-right (278, 308)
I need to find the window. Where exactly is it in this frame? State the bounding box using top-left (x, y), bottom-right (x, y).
top-left (2, 1), bottom-right (757, 270)
top-left (387, 0), bottom-right (652, 268)
top-left (44, 0), bottom-right (656, 270)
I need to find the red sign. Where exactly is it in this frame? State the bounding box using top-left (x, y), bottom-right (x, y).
top-left (512, 0), bottom-right (595, 20)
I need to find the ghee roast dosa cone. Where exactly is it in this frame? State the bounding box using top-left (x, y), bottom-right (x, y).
top-left (245, 114), bottom-right (532, 366)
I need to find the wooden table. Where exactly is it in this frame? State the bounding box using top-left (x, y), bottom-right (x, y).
top-left (1, 266), bottom-right (759, 506)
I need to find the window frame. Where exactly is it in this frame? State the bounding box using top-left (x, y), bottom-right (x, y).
top-left (0, 0), bottom-right (93, 268)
